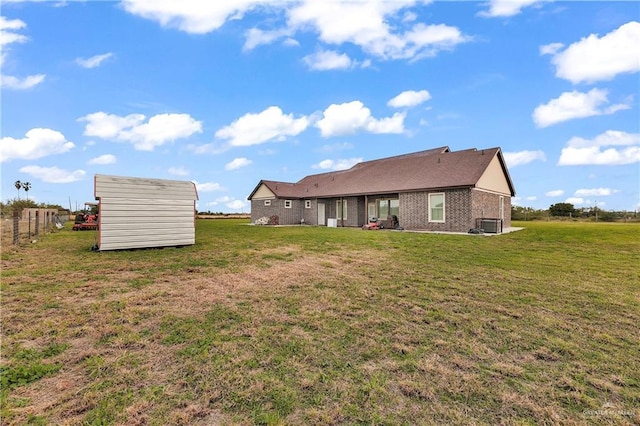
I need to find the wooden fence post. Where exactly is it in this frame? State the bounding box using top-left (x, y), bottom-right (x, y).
top-left (35, 210), bottom-right (40, 237)
top-left (13, 210), bottom-right (20, 245)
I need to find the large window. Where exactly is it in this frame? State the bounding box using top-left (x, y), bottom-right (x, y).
top-left (429, 193), bottom-right (445, 222)
top-left (336, 199), bottom-right (347, 220)
top-left (377, 199), bottom-right (399, 219)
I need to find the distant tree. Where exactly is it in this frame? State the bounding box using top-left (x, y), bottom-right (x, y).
top-left (549, 202), bottom-right (576, 217)
top-left (22, 182), bottom-right (31, 201)
top-left (511, 206), bottom-right (547, 221)
top-left (0, 197), bottom-right (38, 214)
top-left (14, 180), bottom-right (22, 199)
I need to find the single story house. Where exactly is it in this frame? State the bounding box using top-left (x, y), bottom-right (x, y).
top-left (94, 174), bottom-right (198, 250)
top-left (247, 146), bottom-right (515, 233)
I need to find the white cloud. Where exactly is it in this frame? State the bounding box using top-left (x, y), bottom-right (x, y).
top-left (195, 182), bottom-right (224, 192)
top-left (532, 88), bottom-right (630, 128)
top-left (303, 49), bottom-right (355, 71)
top-left (0, 17), bottom-right (46, 90)
top-left (313, 157), bottom-right (362, 171)
top-left (76, 52), bottom-right (113, 68)
top-left (565, 197), bottom-right (584, 205)
top-left (87, 154), bottom-right (116, 165)
top-left (206, 195), bottom-right (247, 211)
top-left (0, 74), bottom-right (46, 90)
top-left (478, 0), bottom-right (544, 18)
top-left (1, 128), bottom-right (74, 162)
top-left (543, 21), bottom-right (640, 84)
top-left (388, 89), bottom-right (431, 108)
top-left (526, 196), bottom-right (537, 201)
top-left (503, 150), bottom-right (546, 167)
top-left (122, 1), bottom-right (469, 62)
top-left (168, 166), bottom-right (189, 176)
top-left (316, 100), bottom-right (405, 137)
top-left (244, 27), bottom-right (292, 51)
top-left (545, 190), bottom-right (564, 197)
top-left (0, 16), bottom-right (27, 46)
top-left (575, 188), bottom-right (616, 197)
top-left (226, 199), bottom-right (248, 211)
top-left (287, 1), bottom-right (469, 61)
top-left (558, 130), bottom-right (640, 166)
top-left (215, 106), bottom-right (309, 147)
top-left (225, 157), bottom-right (252, 170)
top-left (539, 42), bottom-right (563, 56)
top-left (79, 112), bottom-right (202, 151)
top-left (120, 0), bottom-right (268, 34)
top-left (19, 165), bottom-right (86, 183)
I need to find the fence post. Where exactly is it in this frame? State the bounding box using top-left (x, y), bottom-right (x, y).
top-left (35, 210), bottom-right (40, 237)
top-left (13, 210), bottom-right (20, 245)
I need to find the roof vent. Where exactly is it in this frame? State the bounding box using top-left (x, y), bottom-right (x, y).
top-left (481, 150), bottom-right (484, 155)
top-left (438, 158), bottom-right (440, 163)
top-left (314, 183), bottom-right (318, 187)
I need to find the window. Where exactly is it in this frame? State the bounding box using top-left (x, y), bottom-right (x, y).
top-left (368, 202), bottom-right (376, 220)
top-left (284, 200), bottom-right (292, 209)
top-left (305, 200), bottom-right (311, 209)
top-left (264, 200), bottom-right (271, 206)
top-left (377, 199), bottom-right (399, 219)
top-left (429, 193), bottom-right (445, 222)
top-left (336, 199), bottom-right (347, 220)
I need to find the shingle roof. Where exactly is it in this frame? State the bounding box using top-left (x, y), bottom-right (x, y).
top-left (248, 146), bottom-right (515, 199)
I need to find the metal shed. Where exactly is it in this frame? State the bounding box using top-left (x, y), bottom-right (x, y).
top-left (94, 174), bottom-right (198, 251)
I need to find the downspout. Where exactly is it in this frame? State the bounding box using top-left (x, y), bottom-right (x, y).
top-left (340, 196), bottom-right (344, 227)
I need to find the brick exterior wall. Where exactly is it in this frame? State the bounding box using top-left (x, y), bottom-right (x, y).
top-left (251, 199), bottom-right (303, 225)
top-left (399, 188), bottom-right (473, 232)
top-left (470, 189), bottom-right (511, 229)
top-left (252, 190), bottom-right (511, 231)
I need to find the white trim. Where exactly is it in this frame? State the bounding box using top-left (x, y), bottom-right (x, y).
top-left (428, 193), bottom-right (445, 223)
top-left (264, 199), bottom-right (271, 206)
top-left (305, 200), bottom-right (311, 209)
top-left (284, 200), bottom-right (292, 209)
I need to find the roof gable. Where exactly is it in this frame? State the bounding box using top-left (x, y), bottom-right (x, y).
top-left (476, 152), bottom-right (514, 195)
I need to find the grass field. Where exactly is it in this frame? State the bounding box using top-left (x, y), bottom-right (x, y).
top-left (1, 220), bottom-right (639, 425)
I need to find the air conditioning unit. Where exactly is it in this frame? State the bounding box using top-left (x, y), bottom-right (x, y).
top-left (479, 219), bottom-right (502, 234)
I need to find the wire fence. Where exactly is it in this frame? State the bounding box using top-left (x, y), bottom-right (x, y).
top-left (1, 210), bottom-right (69, 247)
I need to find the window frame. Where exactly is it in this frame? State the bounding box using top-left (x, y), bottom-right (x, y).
top-left (428, 193), bottom-right (445, 223)
top-left (305, 200), bottom-right (311, 209)
top-left (284, 200), bottom-right (292, 209)
top-left (336, 199), bottom-right (347, 220)
top-left (264, 199), bottom-right (271, 206)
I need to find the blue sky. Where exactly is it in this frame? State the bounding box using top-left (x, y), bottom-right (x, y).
top-left (1, 0), bottom-right (639, 213)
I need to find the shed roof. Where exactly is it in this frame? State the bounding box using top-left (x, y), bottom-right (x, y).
top-left (95, 174), bottom-right (199, 201)
top-left (248, 146), bottom-right (515, 199)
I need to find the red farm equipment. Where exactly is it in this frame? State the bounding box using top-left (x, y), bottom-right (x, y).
top-left (72, 203), bottom-right (98, 231)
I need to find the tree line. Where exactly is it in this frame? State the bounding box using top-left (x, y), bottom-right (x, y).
top-left (512, 203), bottom-right (638, 222)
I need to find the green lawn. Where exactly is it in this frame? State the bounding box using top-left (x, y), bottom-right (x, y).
top-left (1, 220), bottom-right (639, 425)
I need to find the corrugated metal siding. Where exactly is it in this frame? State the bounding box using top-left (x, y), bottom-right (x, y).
top-left (95, 175), bottom-right (197, 251)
